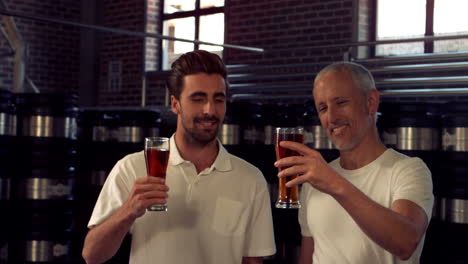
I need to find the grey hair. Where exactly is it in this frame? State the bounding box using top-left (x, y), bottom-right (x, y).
top-left (314, 61), bottom-right (376, 95)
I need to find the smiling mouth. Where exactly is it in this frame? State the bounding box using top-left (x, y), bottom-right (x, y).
top-left (330, 125), bottom-right (347, 135)
top-left (198, 120), bottom-right (218, 130)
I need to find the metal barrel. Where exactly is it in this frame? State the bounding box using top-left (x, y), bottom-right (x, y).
top-left (8, 93), bottom-right (79, 263)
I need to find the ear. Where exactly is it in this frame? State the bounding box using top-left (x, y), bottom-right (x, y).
top-left (171, 95), bottom-right (180, 115)
top-left (367, 89), bottom-right (380, 115)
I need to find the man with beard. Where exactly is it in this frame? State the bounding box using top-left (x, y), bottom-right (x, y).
top-left (275, 62), bottom-right (433, 264)
top-left (82, 50), bottom-right (276, 264)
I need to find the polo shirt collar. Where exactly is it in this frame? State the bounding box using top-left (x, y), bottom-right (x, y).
top-left (169, 134), bottom-right (232, 172)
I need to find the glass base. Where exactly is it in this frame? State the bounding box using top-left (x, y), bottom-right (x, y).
top-left (275, 201), bottom-right (301, 209)
top-left (147, 204), bottom-right (167, 212)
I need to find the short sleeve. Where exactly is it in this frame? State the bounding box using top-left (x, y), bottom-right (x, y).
top-left (87, 159), bottom-right (133, 229)
top-left (298, 184), bottom-right (312, 237)
top-left (392, 157), bottom-right (434, 219)
top-left (242, 177), bottom-right (276, 257)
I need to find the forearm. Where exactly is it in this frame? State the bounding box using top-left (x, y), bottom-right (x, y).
top-left (332, 179), bottom-right (424, 260)
top-left (82, 206), bottom-right (136, 264)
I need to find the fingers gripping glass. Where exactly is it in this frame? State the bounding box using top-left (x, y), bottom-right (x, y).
top-left (145, 137), bottom-right (170, 212)
top-left (274, 127), bottom-right (303, 209)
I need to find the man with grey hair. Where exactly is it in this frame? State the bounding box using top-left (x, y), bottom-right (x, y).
top-left (275, 62), bottom-right (433, 263)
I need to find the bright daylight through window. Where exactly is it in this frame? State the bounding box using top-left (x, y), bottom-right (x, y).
top-left (160, 0), bottom-right (225, 70)
top-left (376, 0), bottom-right (468, 56)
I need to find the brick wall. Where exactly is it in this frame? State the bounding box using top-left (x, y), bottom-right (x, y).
top-left (225, 0), bottom-right (355, 65)
top-left (0, 0), bottom-right (80, 94)
top-left (96, 0), bottom-right (146, 106)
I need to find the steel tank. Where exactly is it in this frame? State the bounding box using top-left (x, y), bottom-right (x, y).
top-left (439, 102), bottom-right (468, 224)
top-left (15, 93), bottom-right (78, 139)
top-left (378, 102), bottom-right (440, 151)
top-left (78, 108), bottom-right (161, 189)
top-left (0, 136), bottom-right (12, 263)
top-left (0, 89), bottom-right (16, 201)
top-left (0, 89), bottom-right (16, 264)
top-left (9, 93), bottom-right (79, 263)
top-left (0, 89), bottom-right (17, 137)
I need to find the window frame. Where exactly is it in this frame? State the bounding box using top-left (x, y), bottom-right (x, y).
top-left (158, 0), bottom-right (226, 70)
top-left (372, 0), bottom-right (438, 57)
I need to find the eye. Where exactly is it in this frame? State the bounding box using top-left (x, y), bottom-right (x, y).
top-left (318, 106), bottom-right (327, 113)
top-left (215, 98), bottom-right (225, 103)
top-left (191, 97), bottom-right (204, 102)
top-left (337, 100), bottom-right (348, 105)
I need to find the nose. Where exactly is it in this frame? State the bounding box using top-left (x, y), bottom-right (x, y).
top-left (203, 100), bottom-right (216, 115)
top-left (326, 105), bottom-right (339, 125)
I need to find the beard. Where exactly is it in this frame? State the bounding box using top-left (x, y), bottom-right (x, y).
top-left (181, 115), bottom-right (221, 146)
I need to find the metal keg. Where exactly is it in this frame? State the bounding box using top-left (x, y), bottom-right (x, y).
top-left (15, 93), bottom-right (78, 139)
top-left (78, 108), bottom-right (161, 187)
top-left (441, 102), bottom-right (468, 152)
top-left (15, 137), bottom-right (76, 201)
top-left (0, 89), bottom-right (17, 136)
top-left (9, 137), bottom-right (78, 264)
top-left (9, 209), bottom-right (76, 263)
top-left (379, 102), bottom-right (440, 151)
top-left (400, 103), bottom-right (439, 151)
top-left (218, 102), bottom-right (241, 145)
top-left (79, 107), bottom-right (161, 143)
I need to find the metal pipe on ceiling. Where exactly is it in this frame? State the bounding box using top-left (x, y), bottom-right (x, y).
top-left (0, 8), bottom-right (265, 53)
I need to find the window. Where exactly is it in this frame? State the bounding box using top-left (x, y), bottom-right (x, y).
top-left (160, 0), bottom-right (225, 70)
top-left (375, 0), bottom-right (468, 56)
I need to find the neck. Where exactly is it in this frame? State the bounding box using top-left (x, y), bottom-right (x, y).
top-left (174, 130), bottom-right (219, 173)
top-left (339, 129), bottom-right (387, 170)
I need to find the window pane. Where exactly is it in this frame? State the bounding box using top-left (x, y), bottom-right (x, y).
top-left (200, 0), bottom-right (224, 8)
top-left (199, 13), bottom-right (225, 53)
top-left (376, 0), bottom-right (426, 56)
top-left (164, 0), bottom-right (195, 14)
top-left (162, 17), bottom-right (195, 70)
top-left (434, 0), bottom-right (468, 52)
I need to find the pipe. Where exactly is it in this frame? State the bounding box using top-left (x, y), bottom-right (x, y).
top-left (0, 8), bottom-right (264, 53)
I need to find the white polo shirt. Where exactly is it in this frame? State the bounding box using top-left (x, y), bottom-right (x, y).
top-left (89, 136), bottom-right (276, 264)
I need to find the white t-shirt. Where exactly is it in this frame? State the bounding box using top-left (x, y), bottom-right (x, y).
top-left (88, 137), bottom-right (276, 264)
top-left (299, 149), bottom-right (434, 264)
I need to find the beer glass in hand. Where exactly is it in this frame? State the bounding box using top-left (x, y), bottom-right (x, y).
top-left (145, 137), bottom-right (170, 211)
top-left (275, 127), bottom-right (304, 209)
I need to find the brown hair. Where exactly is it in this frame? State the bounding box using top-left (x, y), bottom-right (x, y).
top-left (166, 50), bottom-right (228, 99)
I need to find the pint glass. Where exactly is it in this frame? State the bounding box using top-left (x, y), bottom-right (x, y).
top-left (274, 127), bottom-right (303, 209)
top-left (145, 137), bottom-right (170, 211)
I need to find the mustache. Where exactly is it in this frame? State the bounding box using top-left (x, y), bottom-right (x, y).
top-left (194, 116), bottom-right (220, 123)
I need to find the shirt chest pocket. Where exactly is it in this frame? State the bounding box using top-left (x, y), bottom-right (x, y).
top-left (211, 197), bottom-right (247, 237)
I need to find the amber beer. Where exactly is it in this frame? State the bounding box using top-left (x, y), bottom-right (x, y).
top-left (144, 137), bottom-right (170, 211)
top-left (275, 127), bottom-right (303, 209)
top-left (145, 148), bottom-right (169, 178)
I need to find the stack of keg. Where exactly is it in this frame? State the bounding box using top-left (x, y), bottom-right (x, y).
top-left (0, 89), bottom-right (16, 264)
top-left (77, 107), bottom-right (162, 264)
top-left (429, 102), bottom-right (468, 263)
top-left (9, 93), bottom-right (79, 263)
